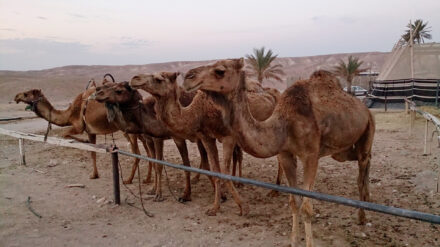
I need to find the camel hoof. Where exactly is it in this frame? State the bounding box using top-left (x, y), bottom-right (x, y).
top-left (123, 179), bottom-right (133, 185)
top-left (153, 195), bottom-right (164, 202)
top-left (143, 178), bottom-right (152, 184)
top-left (239, 204), bottom-right (250, 216)
top-left (147, 188), bottom-right (156, 195)
top-left (234, 182), bottom-right (244, 188)
top-left (178, 196), bottom-right (191, 203)
top-left (89, 173), bottom-right (99, 179)
top-left (266, 190), bottom-right (280, 197)
top-left (205, 208), bottom-right (218, 216)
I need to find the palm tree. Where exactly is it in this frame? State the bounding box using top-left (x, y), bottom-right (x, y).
top-left (333, 56), bottom-right (367, 94)
top-left (402, 19), bottom-right (432, 44)
top-left (246, 47), bottom-right (285, 85)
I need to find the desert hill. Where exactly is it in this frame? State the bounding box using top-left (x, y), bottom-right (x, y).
top-left (0, 52), bottom-right (387, 103)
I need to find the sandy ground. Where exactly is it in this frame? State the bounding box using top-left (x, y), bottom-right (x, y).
top-left (0, 109), bottom-right (439, 247)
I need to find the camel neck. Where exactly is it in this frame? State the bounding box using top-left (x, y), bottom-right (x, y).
top-left (154, 88), bottom-right (198, 137)
top-left (34, 97), bottom-right (71, 126)
top-left (228, 72), bottom-right (287, 158)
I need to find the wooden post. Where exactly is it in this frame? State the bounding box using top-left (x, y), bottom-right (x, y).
top-left (111, 150), bottom-right (121, 205)
top-left (19, 138), bottom-right (26, 165)
top-left (405, 100), bottom-right (409, 114)
top-left (436, 80), bottom-right (439, 108)
top-left (423, 119), bottom-right (429, 155)
top-left (410, 110), bottom-right (415, 136)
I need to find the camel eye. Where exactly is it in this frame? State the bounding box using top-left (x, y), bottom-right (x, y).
top-left (214, 69), bottom-right (225, 77)
top-left (24, 93), bottom-right (28, 97)
top-left (155, 78), bottom-right (163, 83)
top-left (115, 90), bottom-right (123, 95)
top-left (185, 73), bottom-right (195, 79)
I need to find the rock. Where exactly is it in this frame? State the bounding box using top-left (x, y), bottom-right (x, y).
top-left (366, 222), bottom-right (372, 227)
top-left (48, 159), bottom-right (58, 167)
top-left (92, 195), bottom-right (97, 200)
top-left (97, 197), bottom-right (106, 204)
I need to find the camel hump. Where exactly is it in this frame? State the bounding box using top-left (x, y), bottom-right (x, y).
top-left (310, 70), bottom-right (335, 79)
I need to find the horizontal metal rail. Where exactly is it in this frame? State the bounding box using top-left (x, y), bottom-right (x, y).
top-left (117, 149), bottom-right (440, 225)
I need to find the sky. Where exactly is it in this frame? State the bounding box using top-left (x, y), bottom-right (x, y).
top-left (0, 0), bottom-right (439, 71)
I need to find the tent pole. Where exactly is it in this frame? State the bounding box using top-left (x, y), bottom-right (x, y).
top-left (436, 80), bottom-right (439, 108)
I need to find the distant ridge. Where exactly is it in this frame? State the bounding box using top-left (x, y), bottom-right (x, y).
top-left (0, 52), bottom-right (388, 103)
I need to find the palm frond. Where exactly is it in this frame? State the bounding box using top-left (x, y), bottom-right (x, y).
top-left (245, 47), bottom-right (284, 84)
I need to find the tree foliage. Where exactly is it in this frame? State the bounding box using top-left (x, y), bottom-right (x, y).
top-left (402, 19), bottom-right (432, 44)
top-left (246, 47), bottom-right (285, 84)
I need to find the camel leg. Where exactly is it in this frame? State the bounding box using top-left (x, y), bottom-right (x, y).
top-left (172, 138), bottom-right (192, 202)
top-left (192, 140), bottom-right (211, 185)
top-left (300, 154), bottom-right (319, 247)
top-left (232, 145), bottom-right (244, 188)
top-left (122, 134), bottom-right (141, 184)
top-left (267, 155), bottom-right (284, 197)
top-left (87, 134), bottom-right (99, 179)
top-left (200, 137), bottom-right (222, 216)
top-left (141, 136), bottom-right (155, 184)
top-left (355, 119), bottom-right (374, 225)
top-left (153, 138), bottom-right (164, 202)
top-left (222, 137), bottom-right (249, 216)
top-left (277, 152), bottom-right (299, 247)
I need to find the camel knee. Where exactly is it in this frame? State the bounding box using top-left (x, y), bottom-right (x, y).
top-left (300, 199), bottom-right (314, 219)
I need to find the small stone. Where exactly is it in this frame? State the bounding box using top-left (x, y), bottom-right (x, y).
top-left (48, 159), bottom-right (58, 167)
top-left (92, 195), bottom-right (97, 200)
top-left (97, 197), bottom-right (106, 204)
top-left (366, 223), bottom-right (372, 227)
top-left (392, 190), bottom-right (397, 193)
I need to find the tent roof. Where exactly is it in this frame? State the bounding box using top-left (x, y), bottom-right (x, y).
top-left (377, 42), bottom-right (440, 81)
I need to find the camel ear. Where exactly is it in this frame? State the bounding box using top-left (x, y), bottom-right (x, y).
top-left (32, 89), bottom-right (41, 95)
top-left (235, 58), bottom-right (244, 70)
top-left (166, 72), bottom-right (179, 83)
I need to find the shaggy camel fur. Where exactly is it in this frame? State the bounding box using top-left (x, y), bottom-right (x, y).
top-left (14, 88), bottom-right (154, 183)
top-left (93, 81), bottom-right (211, 202)
top-left (182, 59), bottom-right (375, 247)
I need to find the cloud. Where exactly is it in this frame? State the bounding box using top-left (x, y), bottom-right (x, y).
top-left (0, 28), bottom-right (15, 32)
top-left (69, 13), bottom-right (86, 18)
top-left (37, 16), bottom-right (47, 20)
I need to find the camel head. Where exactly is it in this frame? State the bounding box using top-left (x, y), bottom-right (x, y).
top-left (182, 58), bottom-right (244, 94)
top-left (94, 81), bottom-right (142, 105)
top-left (130, 72), bottom-right (179, 97)
top-left (14, 89), bottom-right (44, 105)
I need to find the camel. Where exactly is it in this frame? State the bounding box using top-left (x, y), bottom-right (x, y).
top-left (182, 58), bottom-right (375, 247)
top-left (129, 71), bottom-right (280, 216)
top-left (93, 81), bottom-right (213, 202)
top-left (14, 88), bottom-right (155, 184)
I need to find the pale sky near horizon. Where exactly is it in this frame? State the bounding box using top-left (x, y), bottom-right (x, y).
top-left (1, 0), bottom-right (439, 71)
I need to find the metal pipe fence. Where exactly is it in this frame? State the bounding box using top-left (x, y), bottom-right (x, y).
top-left (115, 149), bottom-right (440, 225)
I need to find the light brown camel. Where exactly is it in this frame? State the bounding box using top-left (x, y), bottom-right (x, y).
top-left (93, 81), bottom-right (213, 202)
top-left (130, 70), bottom-right (279, 216)
top-left (14, 88), bottom-right (155, 184)
top-left (182, 58), bottom-right (375, 247)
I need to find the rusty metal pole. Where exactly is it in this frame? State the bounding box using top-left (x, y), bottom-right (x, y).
top-left (111, 149), bottom-right (121, 205)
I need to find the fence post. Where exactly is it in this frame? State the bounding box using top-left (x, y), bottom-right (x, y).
top-left (423, 119), bottom-right (429, 155)
top-left (436, 80), bottom-right (439, 108)
top-left (19, 138), bottom-right (26, 165)
top-left (111, 150), bottom-right (121, 205)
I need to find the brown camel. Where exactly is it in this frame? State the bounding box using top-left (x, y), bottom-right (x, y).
top-left (93, 81), bottom-right (212, 202)
top-left (14, 88), bottom-right (155, 184)
top-left (182, 59), bottom-right (375, 247)
top-left (130, 71), bottom-right (279, 216)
